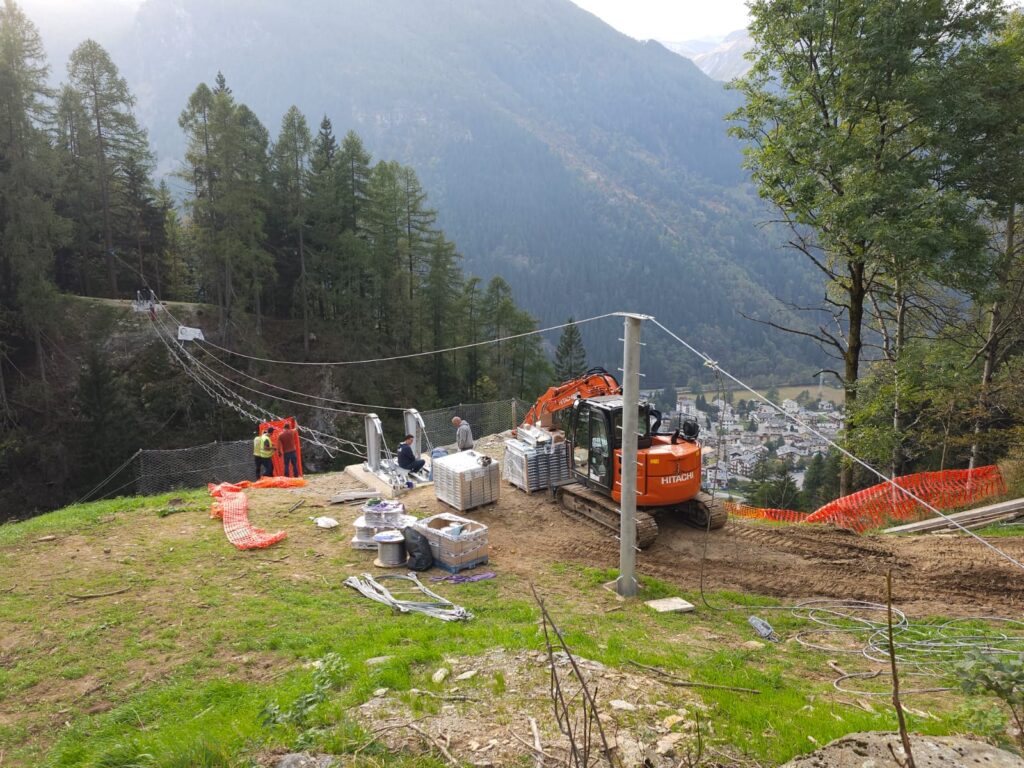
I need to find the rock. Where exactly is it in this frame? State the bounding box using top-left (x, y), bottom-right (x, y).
top-left (432, 667), bottom-right (450, 683)
top-left (742, 640), bottom-right (766, 650)
top-left (455, 670), bottom-right (478, 681)
top-left (365, 655), bottom-right (394, 666)
top-left (662, 714), bottom-right (687, 729)
top-left (656, 733), bottom-right (684, 756)
top-left (609, 699), bottom-right (636, 712)
top-left (780, 732), bottom-right (1024, 768)
top-left (373, 688), bottom-right (388, 697)
top-left (274, 754), bottom-right (336, 768)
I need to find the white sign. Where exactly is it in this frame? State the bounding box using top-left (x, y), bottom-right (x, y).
top-left (177, 326), bottom-right (205, 342)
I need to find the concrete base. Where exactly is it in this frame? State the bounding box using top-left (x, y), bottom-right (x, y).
top-left (342, 464), bottom-right (433, 500)
top-left (645, 597), bottom-right (695, 614)
top-left (343, 464), bottom-right (399, 499)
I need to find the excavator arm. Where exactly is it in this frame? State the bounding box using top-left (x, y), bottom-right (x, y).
top-left (522, 367), bottom-right (622, 427)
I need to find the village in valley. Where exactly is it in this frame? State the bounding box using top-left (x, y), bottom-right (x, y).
top-left (652, 387), bottom-right (845, 493)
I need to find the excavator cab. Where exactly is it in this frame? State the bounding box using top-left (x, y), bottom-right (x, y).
top-left (567, 396), bottom-right (652, 493)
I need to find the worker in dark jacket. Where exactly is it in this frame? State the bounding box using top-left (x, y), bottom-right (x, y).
top-left (397, 434), bottom-right (426, 473)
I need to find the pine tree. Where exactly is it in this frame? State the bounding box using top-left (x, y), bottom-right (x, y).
top-left (67, 39), bottom-right (150, 296)
top-left (0, 0), bottom-right (68, 386)
top-left (271, 105), bottom-right (312, 353)
top-left (554, 317), bottom-right (587, 380)
top-left (179, 76), bottom-right (270, 339)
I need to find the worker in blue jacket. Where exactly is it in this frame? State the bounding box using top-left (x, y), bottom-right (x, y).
top-left (397, 434), bottom-right (426, 473)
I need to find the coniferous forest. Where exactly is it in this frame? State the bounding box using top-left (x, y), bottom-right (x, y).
top-left (0, 1), bottom-right (550, 517)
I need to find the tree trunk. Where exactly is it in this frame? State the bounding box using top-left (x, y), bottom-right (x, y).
top-left (299, 226), bottom-right (309, 355)
top-left (891, 281), bottom-right (908, 477)
top-left (90, 82), bottom-right (117, 298)
top-left (0, 353), bottom-right (11, 424)
top-left (34, 327), bottom-right (47, 391)
top-left (970, 203), bottom-right (1015, 470)
top-left (841, 260), bottom-right (866, 496)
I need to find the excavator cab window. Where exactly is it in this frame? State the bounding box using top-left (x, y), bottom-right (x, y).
top-left (589, 410), bottom-right (610, 486)
top-left (611, 405), bottom-right (652, 450)
top-left (569, 403), bottom-right (612, 490)
top-left (572, 404), bottom-right (591, 476)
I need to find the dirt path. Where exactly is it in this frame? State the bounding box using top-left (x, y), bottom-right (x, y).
top-left (331, 474), bottom-right (1024, 617)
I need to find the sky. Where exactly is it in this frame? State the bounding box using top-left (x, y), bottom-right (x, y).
top-left (569, 0), bottom-right (750, 41)
top-left (19, 0), bottom-right (752, 47)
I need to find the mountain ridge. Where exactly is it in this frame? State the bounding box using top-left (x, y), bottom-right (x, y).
top-left (98, 0), bottom-right (817, 383)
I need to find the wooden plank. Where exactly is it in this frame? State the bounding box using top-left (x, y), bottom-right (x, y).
top-left (883, 497), bottom-right (1024, 534)
top-left (329, 490), bottom-right (378, 504)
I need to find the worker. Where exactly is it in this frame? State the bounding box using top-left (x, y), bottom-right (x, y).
top-left (452, 416), bottom-right (474, 451)
top-left (278, 421), bottom-right (300, 477)
top-left (253, 426), bottom-right (275, 478)
top-left (397, 434), bottom-right (426, 473)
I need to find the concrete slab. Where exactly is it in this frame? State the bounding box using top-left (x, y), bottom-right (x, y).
top-left (645, 597), bottom-right (695, 614)
top-left (341, 464), bottom-right (433, 500)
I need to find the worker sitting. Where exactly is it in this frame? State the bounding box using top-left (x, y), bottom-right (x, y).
top-left (397, 435), bottom-right (426, 474)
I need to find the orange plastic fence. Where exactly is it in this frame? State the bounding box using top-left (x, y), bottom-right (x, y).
top-left (726, 465), bottom-right (1006, 533)
top-left (208, 480), bottom-right (299, 550)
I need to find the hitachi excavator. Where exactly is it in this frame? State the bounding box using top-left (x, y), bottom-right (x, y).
top-left (520, 368), bottom-right (727, 548)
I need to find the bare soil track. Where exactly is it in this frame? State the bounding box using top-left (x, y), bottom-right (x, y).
top-left (323, 471), bottom-right (1024, 617)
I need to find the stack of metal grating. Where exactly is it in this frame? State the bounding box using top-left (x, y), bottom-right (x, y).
top-left (433, 450), bottom-right (501, 511)
top-left (503, 438), bottom-right (571, 493)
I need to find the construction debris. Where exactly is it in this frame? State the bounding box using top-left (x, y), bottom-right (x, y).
top-left (330, 490), bottom-right (378, 505)
top-left (343, 572), bottom-right (473, 621)
top-left (883, 496), bottom-right (1024, 534)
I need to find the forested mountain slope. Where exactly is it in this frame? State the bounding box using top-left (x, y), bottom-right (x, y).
top-left (113, 0), bottom-right (821, 383)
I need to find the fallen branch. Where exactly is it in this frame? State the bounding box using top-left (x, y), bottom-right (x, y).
top-left (407, 722), bottom-right (459, 766)
top-left (529, 716), bottom-right (544, 768)
top-left (352, 716), bottom-right (431, 757)
top-left (73, 681), bottom-right (108, 701)
top-left (409, 687), bottom-right (478, 702)
top-left (628, 660), bottom-right (761, 694)
top-left (286, 499), bottom-right (307, 514)
top-left (508, 727), bottom-right (559, 762)
top-left (64, 586), bottom-right (131, 601)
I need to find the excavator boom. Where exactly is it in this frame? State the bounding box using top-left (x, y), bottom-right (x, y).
top-left (521, 367), bottom-right (621, 427)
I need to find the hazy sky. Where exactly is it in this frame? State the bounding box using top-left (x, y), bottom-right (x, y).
top-left (19, 0), bottom-right (750, 46)
top-left (570, 0), bottom-right (750, 41)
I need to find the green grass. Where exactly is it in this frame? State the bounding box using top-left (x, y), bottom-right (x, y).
top-left (0, 494), bottom-right (1016, 767)
top-left (973, 522), bottom-right (1024, 537)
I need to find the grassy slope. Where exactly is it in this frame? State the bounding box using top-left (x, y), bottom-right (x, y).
top-left (0, 490), bottom-right (1013, 767)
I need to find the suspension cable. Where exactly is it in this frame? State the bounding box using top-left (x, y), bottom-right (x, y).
top-left (187, 313), bottom-right (620, 367)
top-left (651, 318), bottom-right (1024, 572)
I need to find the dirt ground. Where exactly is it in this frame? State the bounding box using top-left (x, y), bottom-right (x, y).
top-left (305, 461), bottom-right (1024, 618)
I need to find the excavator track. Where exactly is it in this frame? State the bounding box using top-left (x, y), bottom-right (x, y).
top-left (556, 483), bottom-right (660, 549)
top-left (681, 492), bottom-right (729, 530)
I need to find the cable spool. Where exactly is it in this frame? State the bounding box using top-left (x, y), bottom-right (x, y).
top-left (373, 530), bottom-right (408, 568)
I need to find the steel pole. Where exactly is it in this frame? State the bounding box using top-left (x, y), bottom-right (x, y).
top-left (618, 314), bottom-right (643, 597)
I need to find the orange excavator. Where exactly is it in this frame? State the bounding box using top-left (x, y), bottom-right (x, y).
top-left (520, 368), bottom-right (727, 548)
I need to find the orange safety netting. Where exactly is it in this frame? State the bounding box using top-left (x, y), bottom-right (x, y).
top-left (207, 480), bottom-right (301, 550)
top-left (725, 465), bottom-right (1007, 533)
